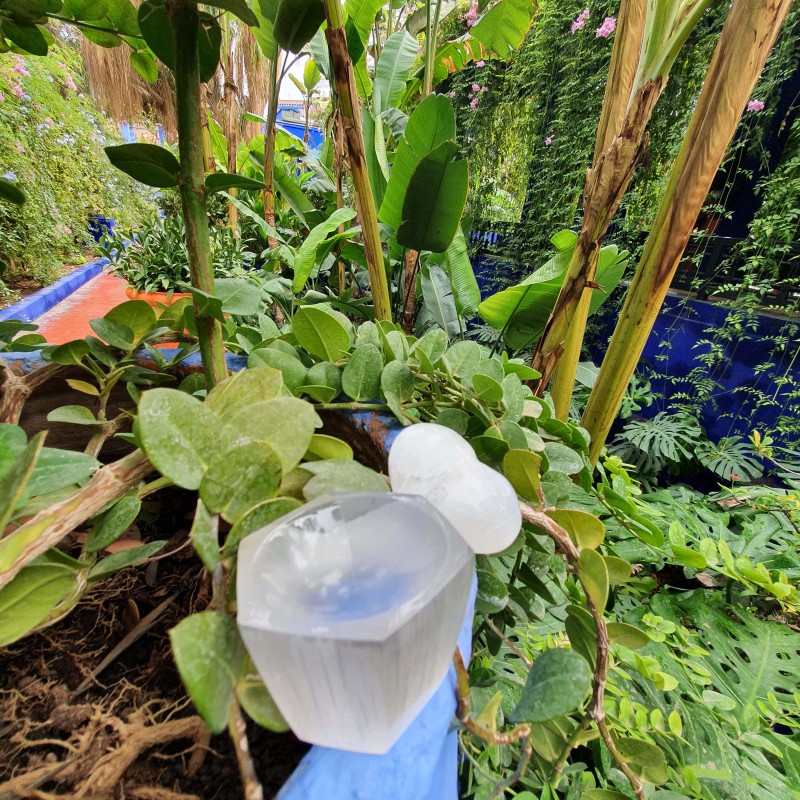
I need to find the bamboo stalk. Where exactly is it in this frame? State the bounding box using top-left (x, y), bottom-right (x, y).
top-left (262, 54), bottom-right (280, 250)
top-left (582, 0), bottom-right (793, 464)
top-left (323, 0), bottom-right (392, 321)
top-left (170, 0), bottom-right (228, 387)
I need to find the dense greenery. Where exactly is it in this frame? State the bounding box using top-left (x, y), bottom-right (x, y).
top-left (0, 42), bottom-right (156, 300)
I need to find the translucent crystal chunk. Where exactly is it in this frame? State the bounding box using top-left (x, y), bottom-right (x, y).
top-left (236, 492), bottom-right (474, 754)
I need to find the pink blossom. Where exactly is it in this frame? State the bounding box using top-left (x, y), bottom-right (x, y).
top-left (481, 85), bottom-right (488, 92)
top-left (65, 74), bottom-right (78, 91)
top-left (545, 135), bottom-right (553, 145)
top-left (596, 16), bottom-right (616, 37)
top-left (14, 143), bottom-right (25, 153)
top-left (747, 99), bottom-right (765, 112)
top-left (0, 93), bottom-right (4, 103)
top-left (13, 61), bottom-right (30, 77)
top-left (12, 84), bottom-right (25, 100)
top-left (571, 7), bottom-right (590, 33)
top-left (464, 0), bottom-right (478, 27)
top-left (471, 82), bottom-right (481, 92)
top-left (475, 60), bottom-right (485, 67)
top-left (449, 90), bottom-right (456, 99)
top-left (470, 97), bottom-right (479, 109)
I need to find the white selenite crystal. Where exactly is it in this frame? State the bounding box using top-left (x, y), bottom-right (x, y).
top-left (388, 423), bottom-right (522, 554)
top-left (236, 492), bottom-right (474, 754)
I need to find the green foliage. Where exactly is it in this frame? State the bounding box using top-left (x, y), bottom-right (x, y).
top-left (0, 45), bottom-right (156, 295)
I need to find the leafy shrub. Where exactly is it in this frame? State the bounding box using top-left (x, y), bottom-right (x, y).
top-left (100, 215), bottom-right (253, 292)
top-left (0, 44), bottom-right (156, 297)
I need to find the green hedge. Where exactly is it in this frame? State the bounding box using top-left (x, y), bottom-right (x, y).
top-left (0, 42), bottom-right (156, 302)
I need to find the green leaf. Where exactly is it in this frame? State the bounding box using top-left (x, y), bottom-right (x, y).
top-left (189, 499), bottom-right (219, 571)
top-left (428, 226), bottom-right (479, 316)
top-left (472, 373), bottom-right (503, 404)
top-left (476, 570), bottom-right (508, 614)
top-left (305, 361), bottom-right (342, 397)
top-left (215, 278), bottom-right (262, 316)
top-left (229, 397), bottom-right (319, 475)
top-left (373, 30), bottom-right (418, 113)
top-left (0, 563), bottom-right (79, 646)
top-left (301, 459), bottom-right (388, 500)
top-left (273, 0), bottom-right (325, 53)
top-left (46, 405), bottom-right (101, 427)
top-left (224, 497), bottom-right (302, 556)
top-left (471, 0), bottom-right (534, 59)
top-left (547, 509), bottom-right (604, 550)
top-left (436, 408), bottom-right (469, 435)
top-left (342, 344), bottom-right (383, 401)
top-left (613, 736), bottom-right (668, 784)
top-left (0, 176), bottom-right (25, 205)
top-left (138, 0), bottom-right (173, 67)
top-left (200, 439), bottom-right (282, 524)
top-left (509, 648), bottom-right (592, 722)
top-left (544, 442), bottom-right (584, 475)
top-left (88, 316), bottom-right (134, 350)
top-left (236, 669), bottom-right (289, 731)
top-left (578, 548), bottom-right (609, 612)
top-left (292, 208), bottom-right (357, 293)
top-left (293, 305), bottom-right (353, 361)
top-left (48, 339), bottom-right (89, 366)
top-left (344, 0), bottom-right (384, 59)
top-left (105, 143), bottom-right (180, 188)
top-left (205, 173), bottom-right (265, 194)
top-left (64, 0), bottom-right (110, 20)
top-left (379, 94), bottom-right (456, 230)
top-left (206, 366), bottom-right (285, 420)
top-left (607, 622), bottom-right (650, 649)
top-left (130, 48), bottom-right (158, 82)
top-left (397, 141), bottom-right (468, 253)
top-left (89, 540), bottom-right (166, 580)
top-left (170, 611), bottom-right (244, 733)
top-left (87, 494), bottom-right (141, 554)
top-left (604, 556), bottom-right (632, 584)
top-left (304, 433), bottom-right (353, 461)
top-left (0, 433), bottom-right (44, 537)
top-left (420, 264), bottom-right (460, 340)
top-left (381, 360), bottom-right (414, 402)
top-left (248, 348), bottom-right (308, 394)
top-left (138, 388), bottom-right (223, 490)
top-left (204, 0), bottom-right (258, 25)
top-left (105, 300), bottom-right (157, 345)
top-left (27, 447), bottom-right (98, 497)
top-left (3, 20), bottom-right (48, 55)
top-left (502, 449), bottom-right (541, 501)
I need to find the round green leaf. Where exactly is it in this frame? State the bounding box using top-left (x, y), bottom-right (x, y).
top-left (105, 143), bottom-right (180, 188)
top-left (578, 547), bottom-right (609, 613)
top-left (509, 648), bottom-right (592, 723)
top-left (224, 497), bottom-right (302, 557)
top-left (476, 570), bottom-right (508, 614)
top-left (543, 442), bottom-right (584, 475)
top-left (138, 388), bottom-right (223, 489)
top-left (169, 611), bottom-right (244, 734)
top-left (342, 344), bottom-right (383, 401)
top-left (547, 509), bottom-right (605, 550)
top-left (606, 622), bottom-right (650, 650)
top-left (380, 360), bottom-right (414, 402)
top-left (502, 449), bottom-right (541, 501)
top-left (304, 433), bottom-right (353, 462)
top-left (248, 349), bottom-right (308, 394)
top-left (301, 459), bottom-right (388, 500)
top-left (205, 366), bottom-right (285, 420)
top-left (293, 306), bottom-right (353, 362)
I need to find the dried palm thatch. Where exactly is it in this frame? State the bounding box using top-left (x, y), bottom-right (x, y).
top-left (79, 37), bottom-right (177, 138)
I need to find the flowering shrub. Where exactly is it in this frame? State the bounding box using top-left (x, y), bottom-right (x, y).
top-left (0, 43), bottom-right (156, 302)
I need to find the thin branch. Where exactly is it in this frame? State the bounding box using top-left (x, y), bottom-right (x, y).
top-left (227, 700), bottom-right (264, 800)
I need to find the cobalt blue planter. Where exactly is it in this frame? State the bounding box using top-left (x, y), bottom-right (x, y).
top-left (88, 214), bottom-right (115, 243)
top-left (0, 345), bottom-right (477, 800)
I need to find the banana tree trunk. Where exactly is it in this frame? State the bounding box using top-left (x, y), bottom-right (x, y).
top-left (224, 34), bottom-right (240, 234)
top-left (262, 54), bottom-right (280, 250)
top-left (582, 0), bottom-right (792, 464)
top-left (323, 0), bottom-right (392, 322)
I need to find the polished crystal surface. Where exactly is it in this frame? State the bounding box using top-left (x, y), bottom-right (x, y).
top-left (236, 492), bottom-right (474, 754)
top-left (388, 423), bottom-right (522, 554)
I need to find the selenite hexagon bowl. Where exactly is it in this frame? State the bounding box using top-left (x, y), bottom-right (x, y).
top-left (236, 492), bottom-right (475, 754)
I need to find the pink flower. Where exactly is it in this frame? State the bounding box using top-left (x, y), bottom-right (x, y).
top-left (747, 99), bottom-right (765, 112)
top-left (481, 85), bottom-right (488, 92)
top-left (464, 0), bottom-right (478, 27)
top-left (14, 143), bottom-right (25, 153)
top-left (0, 93), bottom-right (4, 103)
top-left (596, 16), bottom-right (616, 37)
top-left (65, 74), bottom-right (78, 91)
top-left (545, 136), bottom-right (553, 145)
top-left (449, 90), bottom-right (456, 99)
top-left (13, 61), bottom-right (30, 77)
top-left (571, 7), bottom-right (590, 33)
top-left (471, 82), bottom-right (481, 92)
top-left (729, 472), bottom-right (740, 481)
top-left (475, 60), bottom-right (485, 67)
top-left (470, 97), bottom-right (479, 109)
top-left (12, 84), bottom-right (25, 100)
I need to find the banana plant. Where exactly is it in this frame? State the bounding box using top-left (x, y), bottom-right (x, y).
top-left (528, 0), bottom-right (719, 419)
top-left (582, 0), bottom-right (793, 463)
top-left (289, 58), bottom-right (322, 143)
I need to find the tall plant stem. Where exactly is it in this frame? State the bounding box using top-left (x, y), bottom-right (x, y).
top-left (262, 53), bottom-right (280, 249)
top-left (172, 1), bottom-right (227, 387)
top-left (423, 0), bottom-right (445, 97)
top-left (323, 0), bottom-right (392, 321)
top-left (582, 0), bottom-right (792, 464)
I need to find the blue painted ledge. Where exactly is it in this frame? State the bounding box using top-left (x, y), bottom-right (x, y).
top-left (0, 258), bottom-right (107, 323)
top-left (1, 346), bottom-right (476, 799)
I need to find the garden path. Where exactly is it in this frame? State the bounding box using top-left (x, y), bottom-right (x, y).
top-left (35, 272), bottom-right (129, 343)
